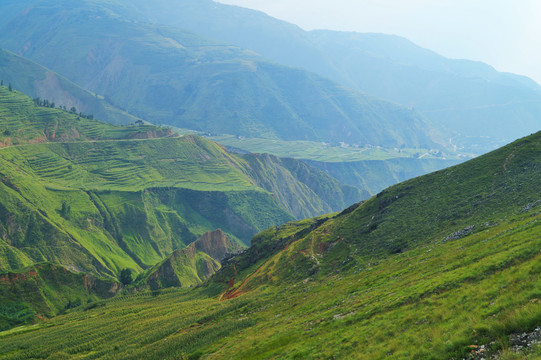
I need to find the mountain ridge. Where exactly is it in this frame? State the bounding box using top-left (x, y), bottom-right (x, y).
top-left (0, 0), bottom-right (441, 150)
top-left (123, 0), bottom-right (541, 153)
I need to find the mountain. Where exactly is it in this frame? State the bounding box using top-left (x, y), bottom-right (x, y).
top-left (0, 0), bottom-right (440, 151)
top-left (1, 130), bottom-right (538, 358)
top-left (0, 48), bottom-right (141, 126)
top-left (308, 31), bottom-right (541, 153)
top-left (139, 229), bottom-right (242, 290)
top-left (127, 0), bottom-right (541, 153)
top-left (0, 86), bottom-right (360, 281)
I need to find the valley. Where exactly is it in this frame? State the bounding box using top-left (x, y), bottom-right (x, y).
top-left (1, 129), bottom-right (539, 359)
top-left (0, 1), bottom-right (539, 359)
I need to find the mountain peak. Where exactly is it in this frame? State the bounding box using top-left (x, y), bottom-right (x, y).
top-left (187, 229), bottom-right (239, 262)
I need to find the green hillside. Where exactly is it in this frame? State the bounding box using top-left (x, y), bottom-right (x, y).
top-left (138, 229), bottom-right (243, 290)
top-left (0, 86), bottom-right (360, 279)
top-left (0, 0), bottom-right (440, 151)
top-left (0, 132), bottom-right (538, 358)
top-left (0, 48), bottom-right (142, 126)
top-left (0, 86), bottom-right (172, 147)
top-left (0, 263), bottom-right (120, 331)
top-left (305, 157), bottom-right (461, 196)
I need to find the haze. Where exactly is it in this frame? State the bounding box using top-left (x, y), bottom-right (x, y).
top-left (216, 0), bottom-right (541, 85)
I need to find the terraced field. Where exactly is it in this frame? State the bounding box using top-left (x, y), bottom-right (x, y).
top-left (0, 86), bottom-right (360, 298)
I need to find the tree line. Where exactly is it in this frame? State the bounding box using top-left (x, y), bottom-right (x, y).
top-left (33, 97), bottom-right (95, 120)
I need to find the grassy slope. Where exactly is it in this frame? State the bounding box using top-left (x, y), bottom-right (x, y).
top-left (0, 93), bottom-right (282, 277)
top-left (0, 48), bottom-right (142, 125)
top-left (0, 263), bottom-right (120, 331)
top-left (305, 157), bottom-right (461, 195)
top-left (137, 230), bottom-right (244, 291)
top-left (0, 133), bottom-right (539, 359)
top-left (0, 87), bottom-right (360, 279)
top-left (0, 86), bottom-right (172, 147)
top-left (214, 134), bottom-right (462, 195)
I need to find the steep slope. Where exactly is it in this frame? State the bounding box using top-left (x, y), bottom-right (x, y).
top-left (241, 153), bottom-right (364, 218)
top-left (0, 48), bottom-right (142, 125)
top-left (140, 229), bottom-right (243, 290)
top-left (124, 0), bottom-right (541, 153)
top-left (0, 86), bottom-right (173, 147)
top-left (0, 133), bottom-right (539, 359)
top-left (0, 263), bottom-right (120, 331)
top-left (0, 0), bottom-right (439, 150)
top-left (221, 130), bottom-right (541, 291)
top-left (208, 130), bottom-right (541, 357)
top-left (0, 87), bottom-right (360, 281)
top-left (305, 157), bottom-right (461, 195)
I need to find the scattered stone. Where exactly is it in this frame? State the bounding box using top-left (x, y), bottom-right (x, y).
top-left (444, 226), bottom-right (475, 242)
top-left (522, 200), bottom-right (541, 212)
top-left (465, 326), bottom-right (541, 359)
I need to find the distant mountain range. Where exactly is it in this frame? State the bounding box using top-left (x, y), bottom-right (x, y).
top-left (0, 0), bottom-right (438, 151)
top-left (0, 48), bottom-right (141, 126)
top-left (124, 0), bottom-right (541, 153)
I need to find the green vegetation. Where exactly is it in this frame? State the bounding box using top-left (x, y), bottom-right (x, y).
top-left (0, 263), bottom-right (119, 331)
top-left (0, 129), bottom-right (539, 358)
top-left (0, 85), bottom-right (172, 146)
top-left (137, 229), bottom-right (244, 290)
top-left (0, 87), bottom-right (362, 328)
top-left (211, 134), bottom-right (458, 161)
top-left (211, 134), bottom-right (462, 195)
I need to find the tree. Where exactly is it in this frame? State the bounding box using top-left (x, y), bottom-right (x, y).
top-left (120, 268), bottom-right (133, 285)
top-left (60, 201), bottom-right (71, 218)
top-left (8, 83), bottom-right (12, 92)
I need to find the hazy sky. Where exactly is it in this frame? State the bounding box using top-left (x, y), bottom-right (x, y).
top-left (216, 0), bottom-right (541, 84)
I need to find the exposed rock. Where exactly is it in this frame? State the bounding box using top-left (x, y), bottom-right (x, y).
top-left (522, 200), bottom-right (541, 212)
top-left (188, 229), bottom-right (241, 262)
top-left (444, 225), bottom-right (474, 242)
top-left (143, 229), bottom-right (242, 290)
top-left (464, 326), bottom-right (541, 359)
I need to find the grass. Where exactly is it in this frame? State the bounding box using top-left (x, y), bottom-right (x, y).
top-left (0, 131), bottom-right (539, 358)
top-left (0, 87), bottom-right (171, 147)
top-left (0, 86), bottom-right (359, 302)
top-left (0, 209), bottom-right (538, 359)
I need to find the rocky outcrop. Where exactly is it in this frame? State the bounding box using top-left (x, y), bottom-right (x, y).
top-left (188, 229), bottom-right (240, 262)
top-left (143, 229), bottom-right (243, 290)
top-left (443, 225), bottom-right (474, 242)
